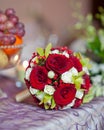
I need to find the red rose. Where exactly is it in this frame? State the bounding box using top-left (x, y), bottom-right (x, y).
top-left (81, 74), bottom-right (91, 93)
top-left (73, 98), bottom-right (83, 108)
top-left (70, 55), bottom-right (82, 72)
top-left (30, 66), bottom-right (48, 90)
top-left (54, 84), bottom-right (76, 106)
top-left (46, 54), bottom-right (73, 74)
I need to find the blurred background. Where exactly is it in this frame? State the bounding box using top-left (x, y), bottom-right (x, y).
top-left (0, 0), bottom-right (95, 60)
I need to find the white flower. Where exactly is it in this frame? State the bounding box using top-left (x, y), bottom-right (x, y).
top-left (75, 90), bottom-right (84, 99)
top-left (30, 86), bottom-right (38, 95)
top-left (61, 71), bottom-right (73, 83)
top-left (90, 62), bottom-right (100, 74)
top-left (91, 75), bottom-right (102, 84)
top-left (25, 68), bottom-right (32, 80)
top-left (30, 87), bottom-right (44, 101)
top-left (99, 64), bottom-right (104, 72)
top-left (69, 67), bottom-right (78, 76)
top-left (48, 71), bottom-right (55, 79)
top-left (83, 67), bottom-right (89, 75)
top-left (51, 49), bottom-right (59, 54)
top-left (62, 51), bottom-right (69, 58)
top-left (44, 85), bottom-right (55, 95)
top-left (61, 67), bottom-right (78, 83)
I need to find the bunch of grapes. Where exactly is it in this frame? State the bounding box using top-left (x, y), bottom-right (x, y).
top-left (0, 8), bottom-right (25, 45)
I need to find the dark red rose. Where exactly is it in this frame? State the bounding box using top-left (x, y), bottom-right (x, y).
top-left (46, 54), bottom-right (73, 74)
top-left (30, 66), bottom-right (48, 90)
top-left (54, 84), bottom-right (76, 106)
top-left (73, 98), bottom-right (83, 108)
top-left (24, 79), bottom-right (31, 89)
top-left (70, 55), bottom-right (82, 72)
top-left (81, 74), bottom-right (91, 93)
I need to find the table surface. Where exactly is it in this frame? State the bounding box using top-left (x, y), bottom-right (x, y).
top-left (0, 75), bottom-right (104, 130)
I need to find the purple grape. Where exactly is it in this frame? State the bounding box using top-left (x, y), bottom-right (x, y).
top-left (5, 20), bottom-right (14, 29)
top-left (9, 15), bottom-right (19, 24)
top-left (8, 28), bottom-right (16, 34)
top-left (9, 35), bottom-right (16, 44)
top-left (0, 31), bottom-right (4, 37)
top-left (16, 22), bottom-right (24, 29)
top-left (17, 28), bottom-right (25, 37)
top-left (0, 24), bottom-right (6, 31)
top-left (0, 13), bottom-right (7, 23)
top-left (5, 8), bottom-right (16, 16)
top-left (1, 35), bottom-right (11, 45)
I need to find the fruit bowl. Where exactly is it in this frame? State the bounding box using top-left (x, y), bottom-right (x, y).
top-left (0, 8), bottom-right (25, 70)
top-left (0, 44), bottom-right (23, 70)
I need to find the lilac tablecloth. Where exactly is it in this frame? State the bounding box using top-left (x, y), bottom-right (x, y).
top-left (0, 76), bottom-right (104, 130)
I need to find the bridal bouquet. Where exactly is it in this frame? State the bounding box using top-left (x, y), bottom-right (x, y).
top-left (25, 43), bottom-right (91, 110)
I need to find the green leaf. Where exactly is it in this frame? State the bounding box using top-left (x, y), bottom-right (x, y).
top-left (36, 91), bottom-right (43, 96)
top-left (81, 58), bottom-right (92, 69)
top-left (44, 104), bottom-right (50, 109)
top-left (43, 94), bottom-right (52, 103)
top-left (45, 43), bottom-right (52, 58)
top-left (51, 98), bottom-right (56, 109)
top-left (75, 77), bottom-right (83, 90)
top-left (87, 36), bottom-right (101, 54)
top-left (74, 52), bottom-right (82, 59)
top-left (83, 87), bottom-right (95, 103)
top-left (36, 47), bottom-right (44, 56)
top-left (78, 71), bottom-right (85, 77)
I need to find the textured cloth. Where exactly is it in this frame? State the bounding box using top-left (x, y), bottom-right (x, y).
top-left (0, 76), bottom-right (104, 130)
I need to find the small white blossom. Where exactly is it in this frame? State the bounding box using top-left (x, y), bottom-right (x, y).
top-left (99, 64), bottom-right (104, 72)
top-left (44, 85), bottom-right (55, 95)
top-left (91, 75), bottom-right (102, 84)
top-left (48, 71), bottom-right (55, 79)
top-left (25, 68), bottom-right (32, 80)
top-left (75, 90), bottom-right (84, 99)
top-left (30, 86), bottom-right (38, 95)
top-left (51, 49), bottom-right (59, 54)
top-left (90, 62), bottom-right (100, 74)
top-left (62, 51), bottom-right (69, 58)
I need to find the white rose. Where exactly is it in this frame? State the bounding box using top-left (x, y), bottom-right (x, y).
top-left (75, 90), bottom-right (84, 99)
top-left (25, 68), bottom-right (32, 80)
top-left (30, 86), bottom-right (38, 95)
top-left (69, 67), bottom-right (78, 76)
top-left (44, 85), bottom-right (55, 95)
top-left (61, 71), bottom-right (73, 83)
top-left (48, 71), bottom-right (55, 79)
top-left (61, 67), bottom-right (78, 83)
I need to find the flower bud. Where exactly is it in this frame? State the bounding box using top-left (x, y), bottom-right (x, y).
top-left (48, 70), bottom-right (55, 79)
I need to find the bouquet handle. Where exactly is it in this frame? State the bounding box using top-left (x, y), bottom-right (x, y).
top-left (15, 89), bottom-right (31, 102)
